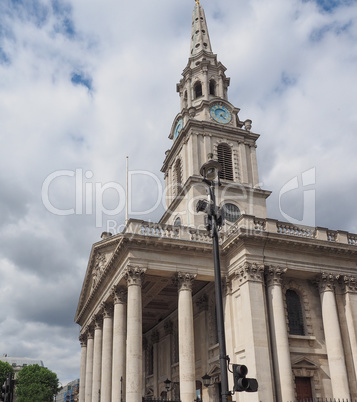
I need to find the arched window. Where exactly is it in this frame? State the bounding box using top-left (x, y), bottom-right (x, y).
top-left (286, 289), bottom-right (305, 335)
top-left (209, 79), bottom-right (216, 96)
top-left (174, 217), bottom-right (181, 227)
top-left (217, 143), bottom-right (233, 181)
top-left (194, 81), bottom-right (202, 98)
top-left (222, 203), bottom-right (240, 223)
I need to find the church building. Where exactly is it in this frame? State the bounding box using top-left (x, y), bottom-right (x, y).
top-left (75, 1), bottom-right (357, 401)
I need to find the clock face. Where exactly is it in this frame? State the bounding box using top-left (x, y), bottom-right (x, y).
top-left (174, 119), bottom-right (183, 139)
top-left (210, 104), bottom-right (232, 124)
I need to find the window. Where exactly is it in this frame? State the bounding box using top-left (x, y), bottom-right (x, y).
top-left (148, 345), bottom-right (154, 375)
top-left (174, 159), bottom-right (182, 195)
top-left (286, 289), bottom-right (305, 335)
top-left (194, 81), bottom-right (202, 98)
top-left (222, 203), bottom-right (240, 223)
top-left (209, 80), bottom-right (216, 96)
top-left (217, 143), bottom-right (233, 180)
top-left (174, 217), bottom-right (181, 227)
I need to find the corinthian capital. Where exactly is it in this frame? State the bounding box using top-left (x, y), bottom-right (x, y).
top-left (124, 265), bottom-right (146, 286)
top-left (112, 286), bottom-right (127, 304)
top-left (340, 275), bottom-right (357, 293)
top-left (235, 262), bottom-right (264, 284)
top-left (174, 272), bottom-right (196, 291)
top-left (266, 265), bottom-right (287, 287)
top-left (316, 272), bottom-right (337, 293)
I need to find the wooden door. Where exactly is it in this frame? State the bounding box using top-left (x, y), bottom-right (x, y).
top-left (295, 377), bottom-right (313, 401)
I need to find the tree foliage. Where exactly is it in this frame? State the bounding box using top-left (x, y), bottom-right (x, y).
top-left (0, 361), bottom-right (14, 385)
top-left (16, 364), bottom-right (59, 402)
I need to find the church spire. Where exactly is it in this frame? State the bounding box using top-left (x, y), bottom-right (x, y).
top-left (190, 0), bottom-right (213, 57)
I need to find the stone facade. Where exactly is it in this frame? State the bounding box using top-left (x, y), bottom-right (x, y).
top-left (75, 2), bottom-right (357, 401)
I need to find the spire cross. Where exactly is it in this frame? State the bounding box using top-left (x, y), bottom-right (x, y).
top-left (195, 0), bottom-right (200, 4)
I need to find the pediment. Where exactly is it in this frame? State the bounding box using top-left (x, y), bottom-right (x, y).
top-left (292, 356), bottom-right (318, 369)
top-left (75, 239), bottom-right (118, 323)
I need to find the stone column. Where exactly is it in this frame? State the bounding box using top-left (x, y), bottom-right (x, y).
top-left (79, 335), bottom-right (87, 402)
top-left (176, 272), bottom-right (196, 402)
top-left (85, 327), bottom-right (94, 402)
top-left (266, 266), bottom-right (295, 402)
top-left (234, 263), bottom-right (275, 401)
top-left (112, 287), bottom-right (127, 402)
top-left (187, 78), bottom-right (192, 108)
top-left (318, 273), bottom-right (351, 399)
top-left (92, 316), bottom-right (103, 402)
top-left (218, 72), bottom-right (224, 98)
top-left (125, 266), bottom-right (146, 402)
top-left (341, 276), bottom-right (357, 388)
top-left (101, 303), bottom-right (113, 402)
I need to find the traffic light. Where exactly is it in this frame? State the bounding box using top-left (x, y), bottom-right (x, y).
top-left (232, 364), bottom-right (258, 393)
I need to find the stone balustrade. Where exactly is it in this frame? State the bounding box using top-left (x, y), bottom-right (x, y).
top-left (120, 217), bottom-right (357, 246)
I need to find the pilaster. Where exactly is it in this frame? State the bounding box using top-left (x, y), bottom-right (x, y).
top-left (266, 265), bottom-right (295, 402)
top-left (233, 262), bottom-right (274, 402)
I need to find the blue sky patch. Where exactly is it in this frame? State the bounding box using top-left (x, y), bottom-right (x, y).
top-left (0, 47), bottom-right (10, 65)
top-left (303, 0), bottom-right (353, 13)
top-left (71, 73), bottom-right (93, 91)
top-left (310, 20), bottom-right (351, 41)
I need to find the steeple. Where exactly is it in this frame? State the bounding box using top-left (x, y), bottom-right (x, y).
top-left (160, 1), bottom-right (270, 228)
top-left (190, 0), bottom-right (213, 57)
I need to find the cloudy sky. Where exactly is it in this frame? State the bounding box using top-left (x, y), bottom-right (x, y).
top-left (0, 0), bottom-right (356, 386)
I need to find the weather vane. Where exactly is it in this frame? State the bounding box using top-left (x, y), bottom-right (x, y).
top-left (196, 0), bottom-right (200, 4)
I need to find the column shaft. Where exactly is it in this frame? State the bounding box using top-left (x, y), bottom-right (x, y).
top-left (101, 305), bottom-right (113, 402)
top-left (92, 319), bottom-right (103, 402)
top-left (79, 336), bottom-right (87, 402)
top-left (125, 267), bottom-right (145, 402)
top-left (266, 266), bottom-right (295, 402)
top-left (85, 331), bottom-right (94, 402)
top-left (319, 273), bottom-right (350, 399)
top-left (112, 288), bottom-right (127, 402)
top-left (177, 272), bottom-right (196, 402)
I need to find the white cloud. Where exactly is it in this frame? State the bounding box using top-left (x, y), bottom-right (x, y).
top-left (0, 0), bottom-right (356, 385)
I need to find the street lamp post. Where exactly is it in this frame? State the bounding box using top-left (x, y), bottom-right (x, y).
top-left (197, 158), bottom-right (230, 402)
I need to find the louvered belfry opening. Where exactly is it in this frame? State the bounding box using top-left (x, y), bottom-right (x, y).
top-left (175, 159), bottom-right (182, 195)
top-left (217, 143), bottom-right (233, 180)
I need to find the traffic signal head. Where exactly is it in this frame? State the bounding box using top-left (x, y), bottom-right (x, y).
top-left (232, 364), bottom-right (258, 393)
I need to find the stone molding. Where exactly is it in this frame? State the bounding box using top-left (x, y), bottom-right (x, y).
top-left (124, 265), bottom-right (147, 287)
top-left (174, 272), bottom-right (196, 291)
top-left (266, 265), bottom-right (287, 287)
top-left (235, 262), bottom-right (264, 285)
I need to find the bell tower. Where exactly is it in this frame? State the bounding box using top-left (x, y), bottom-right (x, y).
top-left (160, 0), bottom-right (270, 228)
